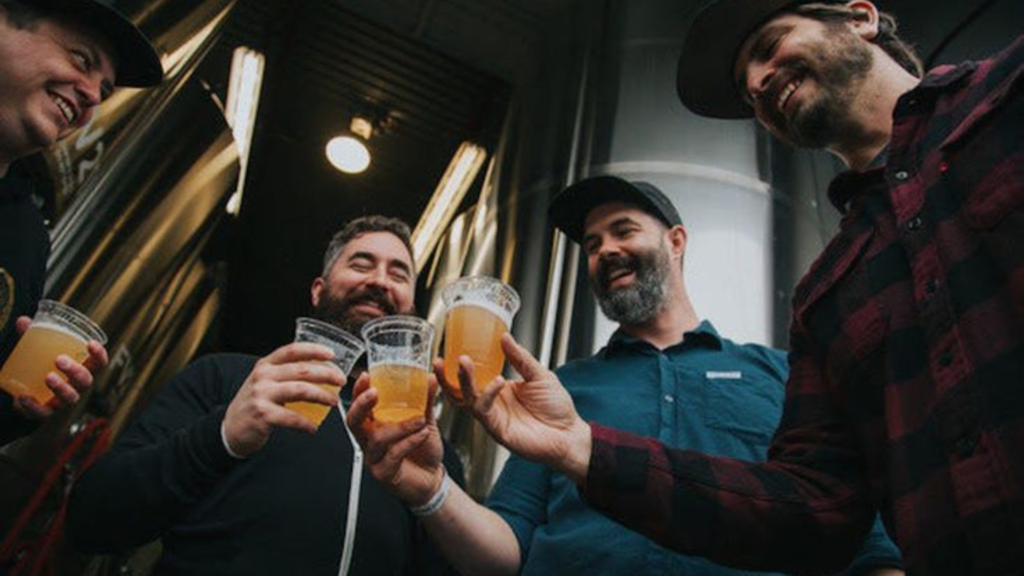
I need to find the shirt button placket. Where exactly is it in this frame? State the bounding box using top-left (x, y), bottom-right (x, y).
top-left (659, 354), bottom-right (675, 442)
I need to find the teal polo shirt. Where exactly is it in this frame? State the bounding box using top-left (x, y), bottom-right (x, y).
top-left (487, 320), bottom-right (901, 576)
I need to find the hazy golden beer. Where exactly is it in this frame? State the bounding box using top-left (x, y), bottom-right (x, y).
top-left (369, 363), bottom-right (429, 423)
top-left (441, 276), bottom-right (520, 400)
top-left (361, 316), bottom-right (435, 424)
top-left (443, 305), bottom-right (507, 396)
top-left (284, 317), bottom-right (364, 428)
top-left (0, 300), bottom-right (107, 405)
top-left (285, 383), bottom-right (340, 427)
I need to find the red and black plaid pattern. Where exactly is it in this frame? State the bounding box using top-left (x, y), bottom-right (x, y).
top-left (581, 36), bottom-right (1024, 576)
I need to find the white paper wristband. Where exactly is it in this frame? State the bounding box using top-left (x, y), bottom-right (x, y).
top-left (409, 469), bottom-right (451, 517)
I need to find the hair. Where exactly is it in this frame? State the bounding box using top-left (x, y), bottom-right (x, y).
top-left (321, 215), bottom-right (415, 277)
top-left (792, 2), bottom-right (923, 77)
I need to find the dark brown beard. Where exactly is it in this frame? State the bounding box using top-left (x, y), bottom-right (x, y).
top-left (313, 285), bottom-right (400, 334)
top-left (763, 25), bottom-right (873, 149)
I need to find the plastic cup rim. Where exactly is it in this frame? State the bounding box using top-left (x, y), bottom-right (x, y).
top-left (35, 299), bottom-right (107, 345)
top-left (294, 317), bottom-right (365, 351)
top-left (440, 275), bottom-right (520, 316)
top-left (360, 314), bottom-right (435, 340)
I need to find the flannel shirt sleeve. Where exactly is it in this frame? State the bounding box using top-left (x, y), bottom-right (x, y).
top-left (580, 325), bottom-right (878, 576)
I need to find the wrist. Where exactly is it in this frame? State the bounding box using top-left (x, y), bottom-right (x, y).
top-left (409, 468), bottom-right (451, 517)
top-left (561, 418), bottom-right (592, 484)
top-left (220, 420), bottom-right (246, 459)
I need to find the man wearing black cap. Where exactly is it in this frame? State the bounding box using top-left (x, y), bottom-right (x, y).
top-left (346, 175), bottom-right (902, 576)
top-left (418, 3), bottom-right (1022, 576)
top-left (0, 0), bottom-right (162, 442)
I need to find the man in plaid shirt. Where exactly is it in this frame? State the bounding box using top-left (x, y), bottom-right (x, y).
top-left (443, 1), bottom-right (1023, 575)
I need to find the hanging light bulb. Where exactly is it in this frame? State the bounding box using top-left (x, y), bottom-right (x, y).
top-left (326, 116), bottom-right (373, 174)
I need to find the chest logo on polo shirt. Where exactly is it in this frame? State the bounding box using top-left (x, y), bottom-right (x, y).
top-left (0, 268), bottom-right (13, 331)
top-left (706, 371), bottom-right (742, 379)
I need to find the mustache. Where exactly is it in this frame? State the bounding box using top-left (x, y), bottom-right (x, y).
top-left (596, 253), bottom-right (638, 291)
top-left (342, 286), bottom-right (398, 316)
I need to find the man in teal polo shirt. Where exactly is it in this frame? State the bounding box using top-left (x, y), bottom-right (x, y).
top-left (347, 175), bottom-right (902, 576)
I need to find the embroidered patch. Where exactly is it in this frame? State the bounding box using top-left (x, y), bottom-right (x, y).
top-left (706, 371), bottom-right (742, 379)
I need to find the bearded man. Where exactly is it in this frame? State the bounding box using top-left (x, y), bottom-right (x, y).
top-left (345, 177), bottom-right (903, 576)
top-left (67, 216), bottom-right (464, 576)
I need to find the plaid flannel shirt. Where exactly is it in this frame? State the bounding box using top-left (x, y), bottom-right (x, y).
top-left (581, 36), bottom-right (1024, 576)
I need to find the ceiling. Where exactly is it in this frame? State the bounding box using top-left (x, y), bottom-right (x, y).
top-left (208, 0), bottom-right (574, 353)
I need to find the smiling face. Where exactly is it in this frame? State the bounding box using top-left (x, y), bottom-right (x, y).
top-left (0, 9), bottom-right (116, 170)
top-left (311, 231), bottom-right (416, 334)
top-left (582, 202), bottom-right (681, 326)
top-left (733, 11), bottom-right (873, 148)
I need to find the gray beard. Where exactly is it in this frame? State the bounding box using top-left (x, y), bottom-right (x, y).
top-left (592, 246), bottom-right (672, 326)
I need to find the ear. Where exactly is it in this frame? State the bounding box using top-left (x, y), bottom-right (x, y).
top-left (667, 224), bottom-right (688, 261)
top-left (845, 0), bottom-right (880, 41)
top-left (310, 277), bottom-right (325, 308)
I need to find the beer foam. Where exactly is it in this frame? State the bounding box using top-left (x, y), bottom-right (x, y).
top-left (29, 321), bottom-right (88, 341)
top-left (368, 358), bottom-right (429, 370)
top-left (448, 298), bottom-right (513, 327)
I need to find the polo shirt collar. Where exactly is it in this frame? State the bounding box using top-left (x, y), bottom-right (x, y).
top-left (603, 319), bottom-right (724, 356)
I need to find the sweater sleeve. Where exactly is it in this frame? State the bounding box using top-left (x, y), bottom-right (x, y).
top-left (66, 354), bottom-right (252, 552)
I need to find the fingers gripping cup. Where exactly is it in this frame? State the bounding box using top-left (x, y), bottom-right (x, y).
top-left (441, 276), bottom-right (520, 400)
top-left (0, 300), bottom-right (107, 405)
top-left (287, 317), bottom-right (365, 427)
top-left (361, 316), bottom-right (435, 424)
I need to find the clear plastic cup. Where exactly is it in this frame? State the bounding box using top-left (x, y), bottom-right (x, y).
top-left (361, 316), bottom-right (435, 424)
top-left (441, 276), bottom-right (520, 400)
top-left (285, 317), bottom-right (365, 427)
top-left (0, 300), bottom-right (107, 404)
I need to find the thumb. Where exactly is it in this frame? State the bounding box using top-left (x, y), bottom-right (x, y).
top-left (500, 333), bottom-right (547, 381)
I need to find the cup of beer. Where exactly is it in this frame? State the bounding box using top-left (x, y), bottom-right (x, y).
top-left (441, 276), bottom-right (520, 400)
top-left (360, 315), bottom-right (435, 424)
top-left (0, 299), bottom-right (107, 405)
top-left (285, 317), bottom-right (365, 427)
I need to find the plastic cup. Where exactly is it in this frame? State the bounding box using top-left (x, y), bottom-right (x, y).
top-left (360, 316), bottom-right (435, 424)
top-left (0, 300), bottom-right (107, 405)
top-left (441, 276), bottom-right (520, 400)
top-left (285, 317), bottom-right (365, 427)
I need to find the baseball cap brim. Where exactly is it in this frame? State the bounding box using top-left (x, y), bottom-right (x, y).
top-left (676, 0), bottom-right (800, 119)
top-left (60, 0), bottom-right (163, 87)
top-left (549, 176), bottom-right (680, 244)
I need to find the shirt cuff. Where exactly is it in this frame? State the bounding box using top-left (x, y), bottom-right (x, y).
top-left (220, 419), bottom-right (246, 459)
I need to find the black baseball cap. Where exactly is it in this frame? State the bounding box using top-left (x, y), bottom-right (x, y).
top-left (30, 0), bottom-right (163, 87)
top-left (676, 0), bottom-right (843, 119)
top-left (548, 175), bottom-right (683, 244)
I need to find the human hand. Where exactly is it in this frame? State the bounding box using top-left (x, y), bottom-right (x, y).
top-left (347, 372), bottom-right (445, 505)
top-left (450, 333), bottom-right (591, 482)
top-left (11, 315), bottom-right (110, 420)
top-left (222, 342), bottom-right (345, 457)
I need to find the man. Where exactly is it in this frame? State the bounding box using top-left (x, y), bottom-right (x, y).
top-left (0, 0), bottom-right (163, 442)
top-left (425, 3), bottom-right (1022, 576)
top-left (347, 178), bottom-right (902, 576)
top-left (67, 216), bottom-right (464, 576)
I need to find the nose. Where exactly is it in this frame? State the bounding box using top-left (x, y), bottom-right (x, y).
top-left (593, 240), bottom-right (625, 266)
top-left (75, 76), bottom-right (103, 115)
top-left (745, 61), bottom-right (775, 107)
top-left (364, 264), bottom-right (392, 292)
